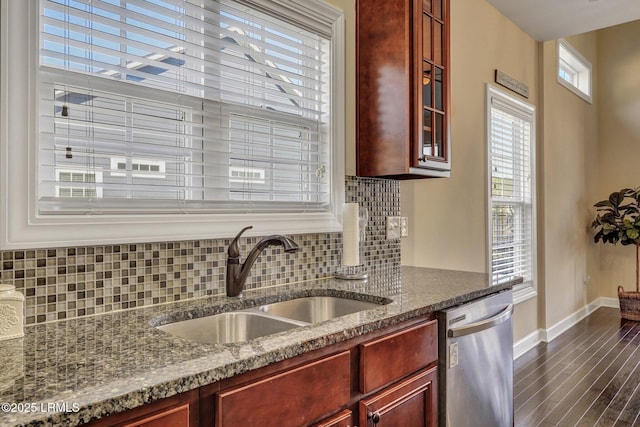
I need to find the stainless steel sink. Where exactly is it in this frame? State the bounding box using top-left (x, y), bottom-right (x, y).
top-left (156, 311), bottom-right (305, 344)
top-left (257, 296), bottom-right (381, 323)
top-left (155, 295), bottom-right (386, 344)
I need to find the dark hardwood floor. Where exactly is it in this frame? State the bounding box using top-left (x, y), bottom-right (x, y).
top-left (514, 307), bottom-right (640, 426)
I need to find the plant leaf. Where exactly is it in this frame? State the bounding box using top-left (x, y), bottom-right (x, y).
top-left (594, 231), bottom-right (603, 243)
top-left (594, 200), bottom-right (614, 208)
top-left (610, 191), bottom-right (625, 207)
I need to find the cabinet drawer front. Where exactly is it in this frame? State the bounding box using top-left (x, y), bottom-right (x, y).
top-left (88, 390), bottom-right (198, 427)
top-left (359, 366), bottom-right (437, 427)
top-left (123, 404), bottom-right (190, 427)
top-left (312, 409), bottom-right (353, 427)
top-left (216, 351), bottom-right (350, 427)
top-left (360, 320), bottom-right (437, 393)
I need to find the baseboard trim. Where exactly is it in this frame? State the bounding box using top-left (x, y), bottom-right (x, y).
top-left (543, 302), bottom-right (600, 343)
top-left (592, 296), bottom-right (619, 309)
top-left (513, 296), bottom-right (620, 359)
top-left (513, 329), bottom-right (544, 359)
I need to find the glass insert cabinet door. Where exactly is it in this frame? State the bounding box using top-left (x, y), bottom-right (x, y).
top-left (416, 0), bottom-right (449, 171)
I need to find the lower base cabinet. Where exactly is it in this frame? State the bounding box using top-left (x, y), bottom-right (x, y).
top-left (87, 318), bottom-right (437, 427)
top-left (359, 367), bottom-right (438, 427)
top-left (215, 351), bottom-right (351, 427)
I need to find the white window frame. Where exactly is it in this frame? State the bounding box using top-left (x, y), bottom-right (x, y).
top-left (0, 0), bottom-right (345, 249)
top-left (557, 39), bottom-right (592, 104)
top-left (486, 84), bottom-right (537, 304)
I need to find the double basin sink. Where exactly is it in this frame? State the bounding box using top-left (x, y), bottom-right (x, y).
top-left (156, 296), bottom-right (386, 345)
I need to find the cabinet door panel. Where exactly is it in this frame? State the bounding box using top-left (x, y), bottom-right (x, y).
top-left (434, 67), bottom-right (443, 111)
top-left (356, 0), bottom-right (412, 177)
top-left (423, 62), bottom-right (433, 108)
top-left (216, 351), bottom-right (350, 427)
top-left (434, 113), bottom-right (444, 159)
top-left (423, 15), bottom-right (432, 60)
top-left (433, 0), bottom-right (442, 19)
top-left (359, 367), bottom-right (437, 427)
top-left (433, 22), bottom-right (443, 64)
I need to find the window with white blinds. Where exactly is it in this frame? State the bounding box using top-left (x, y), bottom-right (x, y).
top-left (486, 85), bottom-right (536, 292)
top-left (38, 0), bottom-right (334, 215)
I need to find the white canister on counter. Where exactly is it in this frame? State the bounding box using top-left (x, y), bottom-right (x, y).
top-left (0, 284), bottom-right (24, 340)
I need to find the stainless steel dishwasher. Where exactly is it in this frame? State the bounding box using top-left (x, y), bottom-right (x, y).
top-left (437, 290), bottom-right (514, 427)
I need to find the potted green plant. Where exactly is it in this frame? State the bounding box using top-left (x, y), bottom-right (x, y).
top-left (592, 187), bottom-right (640, 320)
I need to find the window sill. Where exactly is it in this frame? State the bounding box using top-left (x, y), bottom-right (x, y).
top-left (557, 77), bottom-right (593, 104)
top-left (513, 282), bottom-right (537, 305)
top-left (1, 211), bottom-right (342, 249)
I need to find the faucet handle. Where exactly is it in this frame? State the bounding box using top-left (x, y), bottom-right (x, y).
top-left (228, 226), bottom-right (253, 258)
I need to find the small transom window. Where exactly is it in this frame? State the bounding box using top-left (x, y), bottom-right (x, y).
top-left (557, 39), bottom-right (592, 103)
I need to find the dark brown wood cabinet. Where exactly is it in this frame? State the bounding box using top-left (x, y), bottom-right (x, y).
top-left (88, 317), bottom-right (437, 427)
top-left (356, 0), bottom-right (450, 178)
top-left (313, 409), bottom-right (353, 427)
top-left (359, 321), bottom-right (438, 394)
top-left (214, 351), bottom-right (351, 427)
top-left (202, 317), bottom-right (438, 426)
top-left (359, 367), bottom-right (438, 427)
top-left (87, 390), bottom-right (199, 427)
top-left (358, 321), bottom-right (438, 427)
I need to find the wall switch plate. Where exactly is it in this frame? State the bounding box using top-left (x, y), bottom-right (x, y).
top-left (400, 217), bottom-right (408, 237)
top-left (386, 216), bottom-right (402, 240)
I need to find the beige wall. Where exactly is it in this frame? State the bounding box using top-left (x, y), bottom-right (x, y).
top-left (333, 0), bottom-right (618, 341)
top-left (539, 33), bottom-right (599, 327)
top-left (401, 0), bottom-right (538, 274)
top-left (592, 21), bottom-right (640, 299)
top-left (400, 0), bottom-right (540, 341)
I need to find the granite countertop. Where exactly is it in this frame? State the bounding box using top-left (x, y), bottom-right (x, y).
top-left (0, 266), bottom-right (520, 426)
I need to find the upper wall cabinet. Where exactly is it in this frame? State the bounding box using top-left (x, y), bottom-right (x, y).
top-left (356, 0), bottom-right (451, 179)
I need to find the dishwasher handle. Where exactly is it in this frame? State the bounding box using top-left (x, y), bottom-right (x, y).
top-left (447, 304), bottom-right (514, 338)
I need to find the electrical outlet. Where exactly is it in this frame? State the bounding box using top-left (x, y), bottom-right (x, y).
top-left (400, 217), bottom-right (409, 237)
top-left (386, 216), bottom-right (402, 240)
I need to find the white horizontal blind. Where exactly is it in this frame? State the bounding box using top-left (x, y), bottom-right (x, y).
top-left (489, 92), bottom-right (535, 286)
top-left (38, 0), bottom-right (331, 214)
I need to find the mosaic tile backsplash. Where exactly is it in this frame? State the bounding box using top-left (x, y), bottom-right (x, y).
top-left (0, 176), bottom-right (400, 325)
